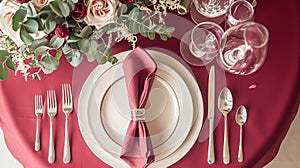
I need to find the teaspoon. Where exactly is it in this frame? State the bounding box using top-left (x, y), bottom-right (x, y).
top-left (236, 105), bottom-right (248, 162)
top-left (218, 87), bottom-right (233, 164)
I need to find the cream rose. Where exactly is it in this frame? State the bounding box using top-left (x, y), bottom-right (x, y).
top-left (32, 0), bottom-right (53, 11)
top-left (84, 0), bottom-right (119, 29)
top-left (0, 0), bottom-right (45, 47)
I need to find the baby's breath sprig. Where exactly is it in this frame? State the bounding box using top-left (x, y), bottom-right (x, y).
top-left (0, 31), bottom-right (40, 81)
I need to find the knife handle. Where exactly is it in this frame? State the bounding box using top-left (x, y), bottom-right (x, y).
top-left (208, 119), bottom-right (215, 164)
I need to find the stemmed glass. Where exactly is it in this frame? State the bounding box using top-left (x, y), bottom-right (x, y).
top-left (218, 22), bottom-right (269, 75)
top-left (180, 22), bottom-right (224, 66)
top-left (225, 0), bottom-right (255, 29)
top-left (191, 0), bottom-right (235, 24)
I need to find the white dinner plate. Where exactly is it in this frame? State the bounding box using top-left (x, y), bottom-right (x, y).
top-left (78, 49), bottom-right (204, 168)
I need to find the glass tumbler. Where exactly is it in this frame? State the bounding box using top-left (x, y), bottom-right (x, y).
top-left (188, 22), bottom-right (224, 66)
top-left (218, 22), bottom-right (269, 75)
top-left (225, 0), bottom-right (255, 29)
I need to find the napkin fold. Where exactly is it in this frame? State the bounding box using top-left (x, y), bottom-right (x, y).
top-left (120, 47), bottom-right (156, 168)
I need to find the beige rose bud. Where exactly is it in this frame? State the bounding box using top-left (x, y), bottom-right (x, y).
top-left (84, 0), bottom-right (120, 29)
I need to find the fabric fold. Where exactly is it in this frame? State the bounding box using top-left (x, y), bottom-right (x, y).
top-left (120, 47), bottom-right (157, 168)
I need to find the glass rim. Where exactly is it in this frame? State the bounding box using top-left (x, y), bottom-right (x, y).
top-left (228, 0), bottom-right (255, 23)
top-left (190, 21), bottom-right (225, 49)
top-left (243, 22), bottom-right (269, 48)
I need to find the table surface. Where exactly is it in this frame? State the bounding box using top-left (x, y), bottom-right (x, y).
top-left (0, 0), bottom-right (299, 167)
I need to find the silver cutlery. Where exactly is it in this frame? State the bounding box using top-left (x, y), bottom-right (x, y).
top-left (218, 87), bottom-right (233, 164)
top-left (236, 105), bottom-right (248, 162)
top-left (47, 90), bottom-right (57, 164)
top-left (62, 84), bottom-right (73, 164)
top-left (207, 66), bottom-right (215, 164)
top-left (34, 95), bottom-right (43, 151)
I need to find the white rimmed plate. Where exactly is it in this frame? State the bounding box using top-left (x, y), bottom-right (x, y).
top-left (78, 49), bottom-right (204, 168)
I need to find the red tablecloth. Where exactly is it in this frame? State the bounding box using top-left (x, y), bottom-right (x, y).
top-left (0, 0), bottom-right (299, 167)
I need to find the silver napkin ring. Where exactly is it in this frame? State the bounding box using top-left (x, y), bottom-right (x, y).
top-left (131, 108), bottom-right (146, 121)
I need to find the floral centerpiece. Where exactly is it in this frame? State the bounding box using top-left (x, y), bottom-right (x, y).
top-left (0, 0), bottom-right (178, 81)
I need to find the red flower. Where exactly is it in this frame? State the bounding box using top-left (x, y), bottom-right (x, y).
top-left (46, 33), bottom-right (55, 42)
top-left (16, 0), bottom-right (30, 3)
top-left (119, 0), bottom-right (133, 3)
top-left (55, 25), bottom-right (69, 38)
top-left (71, 2), bottom-right (87, 19)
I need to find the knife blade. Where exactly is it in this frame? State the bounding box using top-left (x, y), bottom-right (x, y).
top-left (207, 65), bottom-right (215, 164)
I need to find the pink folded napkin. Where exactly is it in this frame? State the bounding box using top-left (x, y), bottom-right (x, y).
top-left (120, 47), bottom-right (156, 168)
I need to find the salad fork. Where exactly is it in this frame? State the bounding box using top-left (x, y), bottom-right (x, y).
top-left (62, 84), bottom-right (73, 163)
top-left (34, 95), bottom-right (43, 151)
top-left (47, 90), bottom-right (57, 164)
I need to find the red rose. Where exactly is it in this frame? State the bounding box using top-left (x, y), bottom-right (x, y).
top-left (119, 0), bottom-right (133, 3)
top-left (55, 25), bottom-right (69, 38)
top-left (71, 2), bottom-right (87, 19)
top-left (46, 33), bottom-right (55, 42)
top-left (16, 0), bottom-right (30, 3)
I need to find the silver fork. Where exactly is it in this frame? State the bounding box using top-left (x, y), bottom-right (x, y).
top-left (47, 90), bottom-right (57, 164)
top-left (62, 84), bottom-right (73, 164)
top-left (34, 95), bottom-right (43, 151)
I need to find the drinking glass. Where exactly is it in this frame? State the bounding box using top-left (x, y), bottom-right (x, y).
top-left (180, 22), bottom-right (224, 66)
top-left (218, 22), bottom-right (269, 75)
top-left (225, 0), bottom-right (254, 29)
top-left (194, 0), bottom-right (235, 18)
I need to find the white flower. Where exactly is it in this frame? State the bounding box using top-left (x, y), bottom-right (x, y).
top-left (84, 0), bottom-right (120, 29)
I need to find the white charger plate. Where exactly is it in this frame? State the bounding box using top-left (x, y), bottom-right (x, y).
top-left (78, 49), bottom-right (204, 168)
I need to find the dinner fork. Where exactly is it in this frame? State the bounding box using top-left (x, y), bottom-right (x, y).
top-left (47, 90), bottom-right (57, 164)
top-left (34, 95), bottom-right (43, 151)
top-left (62, 84), bottom-right (73, 164)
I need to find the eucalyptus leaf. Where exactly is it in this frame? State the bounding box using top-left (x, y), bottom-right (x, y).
top-left (55, 48), bottom-right (63, 60)
top-left (35, 46), bottom-right (51, 55)
top-left (117, 4), bottom-right (128, 17)
top-left (6, 58), bottom-right (16, 71)
top-left (42, 68), bottom-right (54, 74)
top-left (63, 44), bottom-right (73, 54)
top-left (148, 32), bottom-right (155, 40)
top-left (128, 7), bottom-right (140, 20)
top-left (44, 16), bottom-right (56, 33)
top-left (79, 26), bottom-right (93, 38)
top-left (0, 64), bottom-right (8, 80)
top-left (49, 1), bottom-right (63, 17)
top-left (50, 35), bottom-right (65, 49)
top-left (159, 34), bottom-right (168, 41)
top-left (30, 39), bottom-right (50, 51)
top-left (64, 50), bottom-right (83, 67)
top-left (67, 35), bottom-right (82, 43)
top-left (67, 1), bottom-right (75, 11)
top-left (12, 8), bottom-right (27, 31)
top-left (59, 2), bottom-right (71, 17)
top-left (77, 39), bottom-right (90, 53)
top-left (129, 20), bottom-right (139, 34)
top-left (23, 19), bottom-right (39, 33)
top-left (41, 55), bottom-right (59, 72)
top-left (0, 50), bottom-right (9, 59)
top-left (20, 27), bottom-right (34, 45)
top-left (166, 27), bottom-right (175, 33)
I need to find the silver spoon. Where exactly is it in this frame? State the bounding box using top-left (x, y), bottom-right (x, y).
top-left (236, 105), bottom-right (248, 162)
top-left (218, 87), bottom-right (233, 164)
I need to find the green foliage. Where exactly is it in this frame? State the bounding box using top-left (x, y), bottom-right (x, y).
top-left (6, 1), bottom-right (176, 80)
top-left (0, 50), bottom-right (16, 80)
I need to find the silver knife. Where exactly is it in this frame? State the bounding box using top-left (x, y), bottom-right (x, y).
top-left (207, 65), bottom-right (215, 164)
